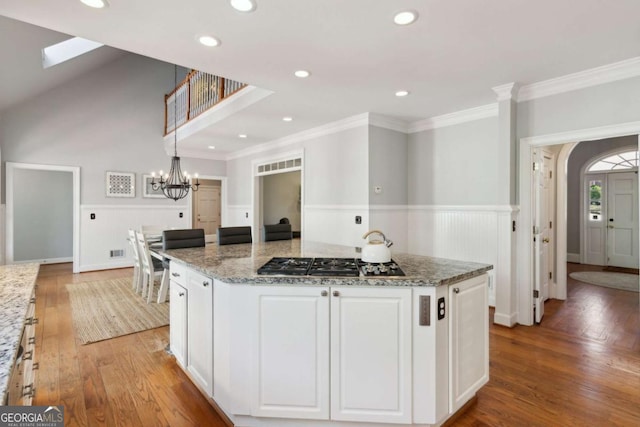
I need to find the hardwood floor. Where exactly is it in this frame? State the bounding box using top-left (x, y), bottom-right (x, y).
top-left (33, 263), bottom-right (639, 426)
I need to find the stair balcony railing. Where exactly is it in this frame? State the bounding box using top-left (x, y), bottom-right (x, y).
top-left (164, 70), bottom-right (247, 135)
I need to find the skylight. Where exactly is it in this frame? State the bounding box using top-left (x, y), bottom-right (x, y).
top-left (42, 37), bottom-right (104, 69)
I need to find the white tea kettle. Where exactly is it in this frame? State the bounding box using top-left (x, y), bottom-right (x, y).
top-left (361, 230), bottom-right (393, 263)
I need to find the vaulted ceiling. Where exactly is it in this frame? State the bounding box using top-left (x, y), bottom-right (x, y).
top-left (1, 0), bottom-right (640, 156)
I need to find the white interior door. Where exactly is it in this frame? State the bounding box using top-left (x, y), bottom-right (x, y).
top-left (584, 174), bottom-right (607, 265)
top-left (194, 184), bottom-right (221, 242)
top-left (532, 150), bottom-right (546, 323)
top-left (606, 171), bottom-right (639, 268)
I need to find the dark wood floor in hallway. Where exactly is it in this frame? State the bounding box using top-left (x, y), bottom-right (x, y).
top-left (33, 263), bottom-right (639, 426)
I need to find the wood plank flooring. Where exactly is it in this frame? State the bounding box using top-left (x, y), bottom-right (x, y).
top-left (33, 263), bottom-right (639, 426)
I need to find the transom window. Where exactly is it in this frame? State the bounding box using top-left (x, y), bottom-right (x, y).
top-left (588, 150), bottom-right (639, 172)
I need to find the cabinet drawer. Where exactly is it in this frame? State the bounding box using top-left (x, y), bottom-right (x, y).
top-left (169, 262), bottom-right (187, 285)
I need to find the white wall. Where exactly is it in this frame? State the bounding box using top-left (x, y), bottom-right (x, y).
top-left (13, 169), bottom-right (72, 262)
top-left (0, 53), bottom-right (226, 270)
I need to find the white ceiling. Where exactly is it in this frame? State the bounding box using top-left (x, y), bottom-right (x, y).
top-left (1, 0), bottom-right (640, 156)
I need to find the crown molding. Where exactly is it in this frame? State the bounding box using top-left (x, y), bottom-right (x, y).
top-left (226, 113), bottom-right (370, 160)
top-left (492, 82), bottom-right (519, 101)
top-left (518, 56), bottom-right (640, 102)
top-left (368, 113), bottom-right (409, 133)
top-left (521, 120), bottom-right (640, 147)
top-left (407, 103), bottom-right (498, 133)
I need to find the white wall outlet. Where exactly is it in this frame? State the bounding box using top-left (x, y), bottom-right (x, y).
top-left (374, 185), bottom-right (383, 194)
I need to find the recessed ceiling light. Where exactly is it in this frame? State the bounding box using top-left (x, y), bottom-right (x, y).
top-left (294, 70), bottom-right (311, 78)
top-left (80, 0), bottom-right (108, 8)
top-left (199, 36), bottom-right (220, 47)
top-left (283, 117), bottom-right (293, 122)
top-left (238, 134), bottom-right (247, 138)
top-left (393, 10), bottom-right (418, 26)
top-left (230, 0), bottom-right (256, 12)
top-left (208, 145), bottom-right (216, 149)
top-left (395, 90), bottom-right (410, 97)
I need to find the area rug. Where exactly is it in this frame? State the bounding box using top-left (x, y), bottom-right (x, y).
top-left (569, 271), bottom-right (639, 293)
top-left (66, 277), bottom-right (169, 345)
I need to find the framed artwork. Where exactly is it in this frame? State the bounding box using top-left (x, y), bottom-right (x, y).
top-left (142, 174), bottom-right (165, 198)
top-left (106, 171), bottom-right (135, 198)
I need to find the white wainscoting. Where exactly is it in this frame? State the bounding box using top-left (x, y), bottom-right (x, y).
top-left (369, 205), bottom-right (409, 253)
top-left (567, 253), bottom-right (580, 263)
top-left (79, 204), bottom-right (190, 272)
top-left (227, 205), bottom-right (253, 227)
top-left (304, 205), bottom-right (370, 248)
top-left (407, 206), bottom-right (515, 307)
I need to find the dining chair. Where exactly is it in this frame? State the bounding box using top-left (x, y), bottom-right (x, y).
top-left (263, 223), bottom-right (292, 241)
top-left (127, 229), bottom-right (143, 293)
top-left (157, 228), bottom-right (205, 302)
top-left (217, 226), bottom-right (252, 245)
top-left (135, 230), bottom-right (167, 303)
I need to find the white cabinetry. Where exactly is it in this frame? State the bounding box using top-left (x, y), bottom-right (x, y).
top-left (250, 286), bottom-right (411, 424)
top-left (186, 270), bottom-right (214, 396)
top-left (169, 281), bottom-right (187, 368)
top-left (252, 287), bottom-right (329, 419)
top-left (330, 286), bottom-right (412, 424)
top-left (449, 274), bottom-right (489, 412)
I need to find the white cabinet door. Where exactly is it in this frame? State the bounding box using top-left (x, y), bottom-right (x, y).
top-left (330, 287), bottom-right (412, 424)
top-left (169, 281), bottom-right (187, 368)
top-left (186, 270), bottom-right (213, 396)
top-left (449, 274), bottom-right (489, 412)
top-left (251, 286), bottom-right (330, 419)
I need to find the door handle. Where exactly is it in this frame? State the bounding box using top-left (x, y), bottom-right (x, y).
top-left (543, 238), bottom-right (550, 243)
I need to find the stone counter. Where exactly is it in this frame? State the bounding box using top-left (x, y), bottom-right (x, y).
top-left (0, 263), bottom-right (40, 402)
top-left (160, 240), bottom-right (492, 286)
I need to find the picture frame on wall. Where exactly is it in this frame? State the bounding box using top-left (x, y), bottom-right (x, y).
top-left (106, 171), bottom-right (135, 198)
top-left (142, 174), bottom-right (166, 198)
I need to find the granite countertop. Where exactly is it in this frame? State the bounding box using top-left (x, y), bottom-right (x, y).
top-left (160, 240), bottom-right (492, 287)
top-left (0, 263), bottom-right (40, 402)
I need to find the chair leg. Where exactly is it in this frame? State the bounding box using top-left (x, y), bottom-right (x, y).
top-left (157, 269), bottom-right (170, 303)
top-left (140, 274), bottom-right (149, 299)
top-left (147, 276), bottom-right (156, 304)
top-left (132, 265), bottom-right (141, 291)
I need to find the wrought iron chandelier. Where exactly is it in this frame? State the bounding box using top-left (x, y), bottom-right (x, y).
top-left (151, 65), bottom-right (200, 201)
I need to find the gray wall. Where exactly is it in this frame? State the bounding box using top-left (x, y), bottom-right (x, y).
top-left (369, 125), bottom-right (408, 205)
top-left (0, 54), bottom-right (226, 205)
top-left (263, 171), bottom-right (301, 230)
top-left (566, 135), bottom-right (638, 254)
top-left (13, 169), bottom-right (72, 261)
top-left (408, 117), bottom-right (499, 205)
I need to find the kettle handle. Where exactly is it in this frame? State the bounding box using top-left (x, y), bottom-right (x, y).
top-left (362, 229), bottom-right (386, 241)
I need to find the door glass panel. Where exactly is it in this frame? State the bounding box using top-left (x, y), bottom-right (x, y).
top-left (589, 180), bottom-right (602, 221)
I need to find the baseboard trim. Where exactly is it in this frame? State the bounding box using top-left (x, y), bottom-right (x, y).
top-left (493, 311), bottom-right (518, 328)
top-left (13, 257), bottom-right (72, 265)
top-left (80, 260), bottom-right (133, 272)
top-left (567, 253), bottom-right (580, 263)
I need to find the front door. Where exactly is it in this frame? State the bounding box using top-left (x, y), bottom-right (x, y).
top-left (606, 171), bottom-right (639, 268)
top-left (194, 184), bottom-right (221, 241)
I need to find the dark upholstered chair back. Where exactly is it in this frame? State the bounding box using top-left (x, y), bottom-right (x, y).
top-left (162, 228), bottom-right (206, 250)
top-left (263, 223), bottom-right (292, 241)
top-left (217, 226), bottom-right (253, 245)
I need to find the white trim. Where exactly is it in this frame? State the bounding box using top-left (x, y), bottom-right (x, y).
top-left (518, 56), bottom-right (640, 102)
top-left (228, 114), bottom-right (369, 160)
top-left (407, 104), bottom-right (498, 133)
top-left (492, 83), bottom-right (519, 101)
top-left (566, 253), bottom-right (580, 263)
top-left (493, 312), bottom-right (518, 327)
top-left (228, 204), bottom-right (251, 210)
top-left (407, 205), bottom-right (518, 213)
top-left (522, 121), bottom-right (640, 147)
top-left (368, 205), bottom-right (410, 211)
top-left (6, 162), bottom-right (80, 273)
top-left (305, 205), bottom-right (370, 211)
top-left (368, 113), bottom-right (409, 133)
top-left (518, 121), bottom-right (640, 326)
top-left (13, 257), bottom-right (73, 265)
top-left (81, 204), bottom-right (188, 210)
top-left (187, 175), bottom-right (228, 228)
top-left (79, 260), bottom-right (134, 273)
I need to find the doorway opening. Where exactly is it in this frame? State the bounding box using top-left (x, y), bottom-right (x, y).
top-left (5, 162), bottom-right (80, 273)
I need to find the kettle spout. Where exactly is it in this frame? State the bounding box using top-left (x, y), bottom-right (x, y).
top-left (385, 239), bottom-right (393, 248)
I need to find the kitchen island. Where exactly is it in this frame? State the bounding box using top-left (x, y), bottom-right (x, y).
top-left (160, 240), bottom-right (492, 427)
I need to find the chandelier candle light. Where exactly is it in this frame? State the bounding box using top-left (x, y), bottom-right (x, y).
top-left (150, 64), bottom-right (200, 201)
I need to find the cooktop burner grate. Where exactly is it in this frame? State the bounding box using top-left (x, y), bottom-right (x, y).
top-left (257, 257), bottom-right (313, 275)
top-left (257, 257), bottom-right (405, 277)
